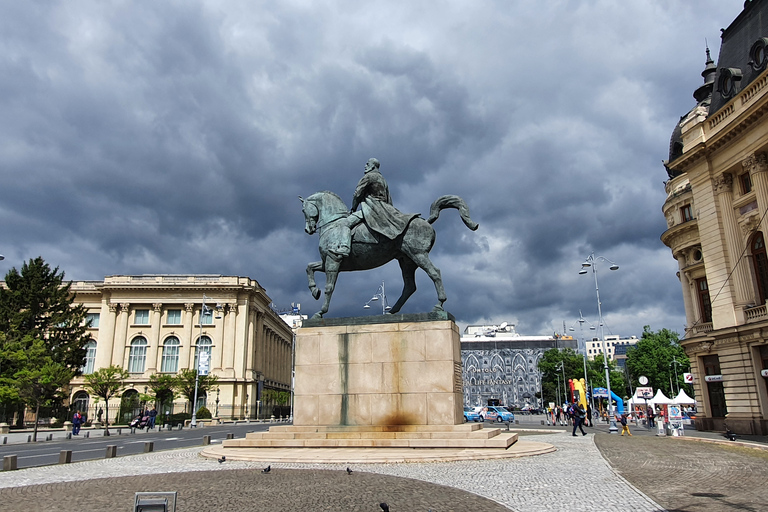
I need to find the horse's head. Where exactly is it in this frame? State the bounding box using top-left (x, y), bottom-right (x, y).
top-left (299, 195), bottom-right (320, 235)
top-left (300, 192), bottom-right (348, 235)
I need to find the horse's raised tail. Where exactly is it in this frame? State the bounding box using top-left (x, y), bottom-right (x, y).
top-left (427, 195), bottom-right (479, 231)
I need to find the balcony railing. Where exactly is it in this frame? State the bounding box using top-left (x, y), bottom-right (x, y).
top-left (745, 304), bottom-right (768, 323)
top-left (691, 322), bottom-right (713, 334)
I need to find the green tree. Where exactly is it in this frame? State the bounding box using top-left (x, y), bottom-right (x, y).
top-left (148, 374), bottom-right (177, 412)
top-left (0, 257), bottom-right (90, 373)
top-left (538, 348), bottom-right (588, 404)
top-left (625, 326), bottom-right (690, 398)
top-left (175, 369), bottom-right (218, 410)
top-left (13, 338), bottom-right (73, 441)
top-left (83, 365), bottom-right (129, 434)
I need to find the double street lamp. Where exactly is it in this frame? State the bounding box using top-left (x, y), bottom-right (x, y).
top-left (363, 281), bottom-right (391, 314)
top-left (190, 294), bottom-right (216, 428)
top-left (579, 252), bottom-right (620, 433)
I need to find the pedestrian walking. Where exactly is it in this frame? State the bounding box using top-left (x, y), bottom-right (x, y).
top-left (149, 407), bottom-right (157, 429)
top-left (619, 413), bottom-right (632, 436)
top-left (571, 402), bottom-right (587, 436)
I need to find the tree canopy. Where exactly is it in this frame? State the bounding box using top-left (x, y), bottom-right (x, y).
top-left (538, 347), bottom-right (626, 406)
top-left (625, 326), bottom-right (690, 398)
top-left (84, 365), bottom-right (129, 430)
top-left (175, 369), bottom-right (219, 404)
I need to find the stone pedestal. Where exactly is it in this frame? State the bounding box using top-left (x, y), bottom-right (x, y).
top-left (294, 313), bottom-right (462, 427)
top-left (222, 313), bottom-right (518, 452)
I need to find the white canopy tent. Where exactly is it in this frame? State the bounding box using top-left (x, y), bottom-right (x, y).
top-left (672, 389), bottom-right (695, 404)
top-left (651, 389), bottom-right (671, 404)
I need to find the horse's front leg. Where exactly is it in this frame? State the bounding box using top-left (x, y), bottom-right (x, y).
top-left (313, 256), bottom-right (341, 319)
top-left (306, 261), bottom-right (323, 300)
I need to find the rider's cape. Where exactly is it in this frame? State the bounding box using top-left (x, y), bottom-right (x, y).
top-left (353, 170), bottom-right (418, 241)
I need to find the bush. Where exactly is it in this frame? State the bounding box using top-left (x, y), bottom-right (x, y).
top-left (196, 406), bottom-right (212, 419)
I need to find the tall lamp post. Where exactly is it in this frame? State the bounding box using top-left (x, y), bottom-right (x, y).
top-left (190, 294), bottom-right (214, 428)
top-left (363, 281), bottom-right (391, 314)
top-left (579, 252), bottom-right (620, 434)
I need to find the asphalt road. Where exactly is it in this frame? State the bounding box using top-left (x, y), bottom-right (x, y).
top-left (0, 422), bottom-right (271, 469)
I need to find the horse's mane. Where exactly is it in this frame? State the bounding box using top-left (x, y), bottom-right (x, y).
top-left (308, 190), bottom-right (349, 214)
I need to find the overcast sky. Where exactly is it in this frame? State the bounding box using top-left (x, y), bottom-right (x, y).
top-left (0, 1), bottom-right (747, 338)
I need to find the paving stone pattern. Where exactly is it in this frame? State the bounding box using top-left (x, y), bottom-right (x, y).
top-left (595, 433), bottom-right (768, 512)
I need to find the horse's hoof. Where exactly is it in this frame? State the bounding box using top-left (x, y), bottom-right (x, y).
top-left (311, 312), bottom-right (323, 319)
top-left (312, 288), bottom-right (321, 300)
top-left (432, 305), bottom-right (445, 312)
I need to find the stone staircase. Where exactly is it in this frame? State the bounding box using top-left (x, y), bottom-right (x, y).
top-left (223, 422), bottom-right (518, 449)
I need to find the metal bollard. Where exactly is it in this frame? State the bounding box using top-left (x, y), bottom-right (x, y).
top-left (116, 428), bottom-right (122, 435)
top-left (226, 433), bottom-right (234, 440)
top-left (178, 423), bottom-right (183, 430)
top-left (203, 435), bottom-right (211, 445)
top-left (105, 445), bottom-right (117, 458)
top-left (27, 435), bottom-right (31, 443)
top-left (3, 455), bottom-right (17, 471)
top-left (84, 431), bottom-right (89, 438)
top-left (143, 442), bottom-right (154, 453)
top-left (59, 450), bottom-right (72, 464)
top-left (1, 436), bottom-right (6, 444)
top-left (47, 434), bottom-right (53, 441)
top-left (66, 432), bottom-right (72, 440)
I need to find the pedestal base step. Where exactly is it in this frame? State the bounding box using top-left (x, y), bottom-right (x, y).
top-left (223, 424), bottom-right (518, 449)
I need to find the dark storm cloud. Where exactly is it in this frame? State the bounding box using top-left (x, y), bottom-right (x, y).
top-left (0, 0), bottom-right (746, 337)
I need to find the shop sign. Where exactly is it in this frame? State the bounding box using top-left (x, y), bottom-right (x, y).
top-left (704, 374), bottom-right (723, 383)
top-left (683, 372), bottom-right (694, 383)
top-left (636, 386), bottom-right (653, 398)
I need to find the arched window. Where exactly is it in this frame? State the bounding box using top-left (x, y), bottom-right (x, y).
top-left (82, 340), bottom-right (97, 374)
top-left (128, 337), bottom-right (147, 373)
top-left (752, 232), bottom-right (768, 304)
top-left (194, 336), bottom-right (213, 373)
top-left (161, 336), bottom-right (180, 373)
top-left (72, 391), bottom-right (89, 417)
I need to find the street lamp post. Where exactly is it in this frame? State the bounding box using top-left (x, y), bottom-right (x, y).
top-left (190, 294), bottom-right (213, 428)
top-left (670, 356), bottom-right (682, 397)
top-left (363, 281), bottom-right (391, 314)
top-left (579, 252), bottom-right (620, 434)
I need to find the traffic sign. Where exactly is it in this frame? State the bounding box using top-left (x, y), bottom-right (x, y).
top-left (683, 372), bottom-right (694, 383)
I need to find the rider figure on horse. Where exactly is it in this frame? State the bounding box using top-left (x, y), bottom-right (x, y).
top-left (333, 158), bottom-right (417, 258)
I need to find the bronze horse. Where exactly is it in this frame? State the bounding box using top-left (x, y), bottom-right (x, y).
top-left (300, 192), bottom-right (478, 319)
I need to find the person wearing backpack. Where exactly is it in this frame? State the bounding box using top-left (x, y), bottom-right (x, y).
top-left (571, 401), bottom-right (587, 436)
top-left (619, 412), bottom-right (632, 436)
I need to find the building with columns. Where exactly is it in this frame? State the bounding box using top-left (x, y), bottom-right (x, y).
top-left (661, 0), bottom-right (768, 434)
top-left (67, 274), bottom-right (294, 422)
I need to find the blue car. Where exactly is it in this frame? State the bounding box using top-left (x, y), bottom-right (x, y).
top-left (463, 407), bottom-right (483, 422)
top-left (485, 406), bottom-right (515, 423)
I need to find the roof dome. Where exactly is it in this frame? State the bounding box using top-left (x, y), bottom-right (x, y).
top-left (665, 48), bottom-right (716, 178)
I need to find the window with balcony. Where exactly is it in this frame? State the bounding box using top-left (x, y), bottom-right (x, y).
top-left (696, 278), bottom-right (712, 323)
top-left (752, 232), bottom-right (768, 304)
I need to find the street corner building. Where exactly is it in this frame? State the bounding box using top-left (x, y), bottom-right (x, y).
top-left (67, 275), bottom-right (294, 423)
top-left (661, 0), bottom-right (768, 435)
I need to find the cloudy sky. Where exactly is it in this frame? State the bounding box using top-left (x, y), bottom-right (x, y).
top-left (0, 0), bottom-right (747, 338)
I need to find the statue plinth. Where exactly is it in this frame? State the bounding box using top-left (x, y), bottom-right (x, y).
top-left (294, 314), bottom-right (462, 426)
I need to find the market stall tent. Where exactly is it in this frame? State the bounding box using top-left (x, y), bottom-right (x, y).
top-left (651, 389), bottom-right (671, 404)
top-left (672, 389), bottom-right (695, 404)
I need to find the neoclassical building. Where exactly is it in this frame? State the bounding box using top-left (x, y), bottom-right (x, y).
top-left (68, 274), bottom-right (294, 421)
top-left (661, 0), bottom-right (768, 434)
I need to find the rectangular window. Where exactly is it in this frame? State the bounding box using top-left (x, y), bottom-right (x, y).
top-left (166, 309), bottom-right (182, 325)
top-left (696, 278), bottom-right (713, 323)
top-left (681, 204), bottom-right (693, 222)
top-left (134, 309), bottom-right (150, 325)
top-left (741, 173), bottom-right (753, 194)
top-left (85, 313), bottom-right (100, 328)
top-left (200, 307), bottom-right (214, 325)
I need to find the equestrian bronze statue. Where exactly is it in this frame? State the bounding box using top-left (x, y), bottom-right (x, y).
top-left (300, 158), bottom-right (478, 319)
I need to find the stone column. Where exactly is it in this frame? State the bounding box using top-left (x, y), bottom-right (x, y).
top-left (225, 304), bottom-right (237, 370)
top-left (94, 301), bottom-right (117, 370)
top-left (746, 153), bottom-right (768, 235)
top-left (677, 261), bottom-right (696, 329)
top-left (179, 303), bottom-right (194, 371)
top-left (245, 307), bottom-right (256, 375)
top-left (146, 303), bottom-right (162, 373)
top-left (715, 172), bottom-right (751, 312)
top-left (112, 303), bottom-right (130, 367)
top-left (255, 312), bottom-right (265, 375)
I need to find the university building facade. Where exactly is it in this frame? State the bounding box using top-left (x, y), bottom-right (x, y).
top-left (68, 274), bottom-right (294, 422)
top-left (661, 0), bottom-right (768, 434)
